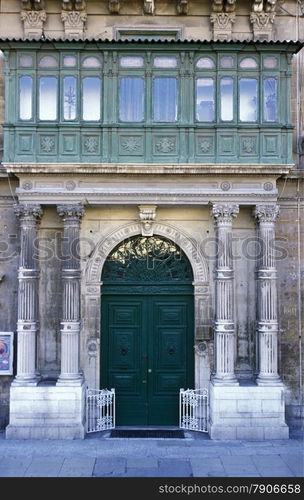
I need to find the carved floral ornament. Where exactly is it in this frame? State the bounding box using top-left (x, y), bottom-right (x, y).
top-left (14, 203), bottom-right (43, 220)
top-left (211, 204), bottom-right (239, 223)
top-left (253, 204), bottom-right (280, 223)
top-left (57, 204), bottom-right (85, 220)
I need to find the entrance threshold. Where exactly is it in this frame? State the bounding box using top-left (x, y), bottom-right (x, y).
top-left (109, 428), bottom-right (185, 439)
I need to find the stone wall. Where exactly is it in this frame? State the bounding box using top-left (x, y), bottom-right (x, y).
top-left (0, 0), bottom-right (302, 42)
top-left (0, 177), bottom-right (19, 428)
top-left (276, 177), bottom-right (304, 429)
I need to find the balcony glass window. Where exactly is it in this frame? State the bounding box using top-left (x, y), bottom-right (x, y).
top-left (196, 78), bottom-right (215, 122)
top-left (119, 77), bottom-right (144, 122)
top-left (153, 78), bottom-right (177, 121)
top-left (39, 77), bottom-right (57, 120)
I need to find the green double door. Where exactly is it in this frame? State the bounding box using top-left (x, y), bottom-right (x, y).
top-left (101, 292), bottom-right (194, 426)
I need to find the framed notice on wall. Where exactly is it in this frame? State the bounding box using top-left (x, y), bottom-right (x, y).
top-left (0, 332), bottom-right (14, 375)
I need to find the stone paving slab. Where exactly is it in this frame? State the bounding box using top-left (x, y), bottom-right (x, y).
top-left (24, 457), bottom-right (65, 477)
top-left (158, 459), bottom-right (193, 477)
top-left (127, 457), bottom-right (158, 468)
top-left (251, 454), bottom-right (294, 476)
top-left (93, 457), bottom-right (126, 476)
top-left (59, 457), bottom-right (96, 477)
top-left (190, 457), bottom-right (225, 476)
top-left (123, 468), bottom-right (160, 477)
top-left (279, 454), bottom-right (304, 475)
top-left (220, 456), bottom-right (259, 475)
top-left (0, 458), bottom-right (33, 477)
top-left (0, 431), bottom-right (302, 478)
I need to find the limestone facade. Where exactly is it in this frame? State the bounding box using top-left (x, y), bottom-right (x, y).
top-left (0, 0), bottom-right (303, 437)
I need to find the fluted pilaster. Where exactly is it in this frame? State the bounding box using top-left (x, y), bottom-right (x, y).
top-left (12, 203), bottom-right (42, 386)
top-left (212, 203), bottom-right (239, 386)
top-left (253, 204), bottom-right (282, 386)
top-left (57, 204), bottom-right (85, 386)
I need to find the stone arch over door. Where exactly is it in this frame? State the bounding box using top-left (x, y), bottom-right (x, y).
top-left (82, 222), bottom-right (211, 390)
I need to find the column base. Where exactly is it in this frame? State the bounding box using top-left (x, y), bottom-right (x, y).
top-left (6, 383), bottom-right (86, 439)
top-left (256, 376), bottom-right (283, 387)
top-left (209, 382), bottom-right (289, 440)
top-left (56, 375), bottom-right (84, 387)
top-left (212, 376), bottom-right (239, 387)
top-left (11, 376), bottom-right (39, 387)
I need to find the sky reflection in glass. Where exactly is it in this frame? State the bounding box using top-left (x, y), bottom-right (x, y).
top-left (153, 78), bottom-right (177, 122)
top-left (82, 77), bottom-right (101, 121)
top-left (239, 78), bottom-right (257, 122)
top-left (196, 78), bottom-right (214, 122)
top-left (39, 77), bottom-right (57, 120)
top-left (119, 77), bottom-right (144, 122)
top-left (19, 76), bottom-right (33, 120)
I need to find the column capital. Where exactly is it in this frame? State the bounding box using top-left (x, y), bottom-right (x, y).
top-left (57, 204), bottom-right (85, 221)
top-left (211, 203), bottom-right (239, 224)
top-left (14, 203), bottom-right (42, 221)
top-left (253, 204), bottom-right (280, 223)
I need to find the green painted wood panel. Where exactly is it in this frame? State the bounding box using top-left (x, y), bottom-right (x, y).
top-left (2, 41), bottom-right (299, 165)
top-left (101, 294), bottom-right (194, 426)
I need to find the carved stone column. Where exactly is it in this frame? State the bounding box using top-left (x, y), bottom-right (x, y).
top-left (57, 204), bottom-right (85, 386)
top-left (212, 204), bottom-right (239, 386)
top-left (253, 204), bottom-right (282, 386)
top-left (12, 204), bottom-right (42, 386)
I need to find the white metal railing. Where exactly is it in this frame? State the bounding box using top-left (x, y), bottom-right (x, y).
top-left (179, 388), bottom-right (209, 433)
top-left (86, 388), bottom-right (115, 433)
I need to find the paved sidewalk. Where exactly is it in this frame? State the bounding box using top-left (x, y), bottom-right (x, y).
top-left (0, 429), bottom-right (303, 478)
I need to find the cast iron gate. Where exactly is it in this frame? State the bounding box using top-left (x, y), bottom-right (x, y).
top-left (86, 387), bottom-right (208, 433)
top-left (179, 388), bottom-right (209, 432)
top-left (86, 388), bottom-right (115, 433)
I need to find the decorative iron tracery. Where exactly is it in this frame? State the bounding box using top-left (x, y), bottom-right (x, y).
top-left (102, 236), bottom-right (193, 283)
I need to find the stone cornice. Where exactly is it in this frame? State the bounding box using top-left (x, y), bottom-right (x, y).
top-left (14, 191), bottom-right (278, 206)
top-left (3, 163), bottom-right (294, 176)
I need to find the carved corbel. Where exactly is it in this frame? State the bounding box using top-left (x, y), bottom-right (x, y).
top-left (61, 0), bottom-right (87, 39)
top-left (177, 0), bottom-right (188, 15)
top-left (138, 205), bottom-right (157, 237)
top-left (20, 7), bottom-right (46, 39)
top-left (143, 0), bottom-right (154, 15)
top-left (108, 0), bottom-right (120, 14)
top-left (250, 0), bottom-right (277, 40)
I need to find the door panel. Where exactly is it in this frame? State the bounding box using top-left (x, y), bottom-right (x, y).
top-left (101, 294), bottom-right (193, 425)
